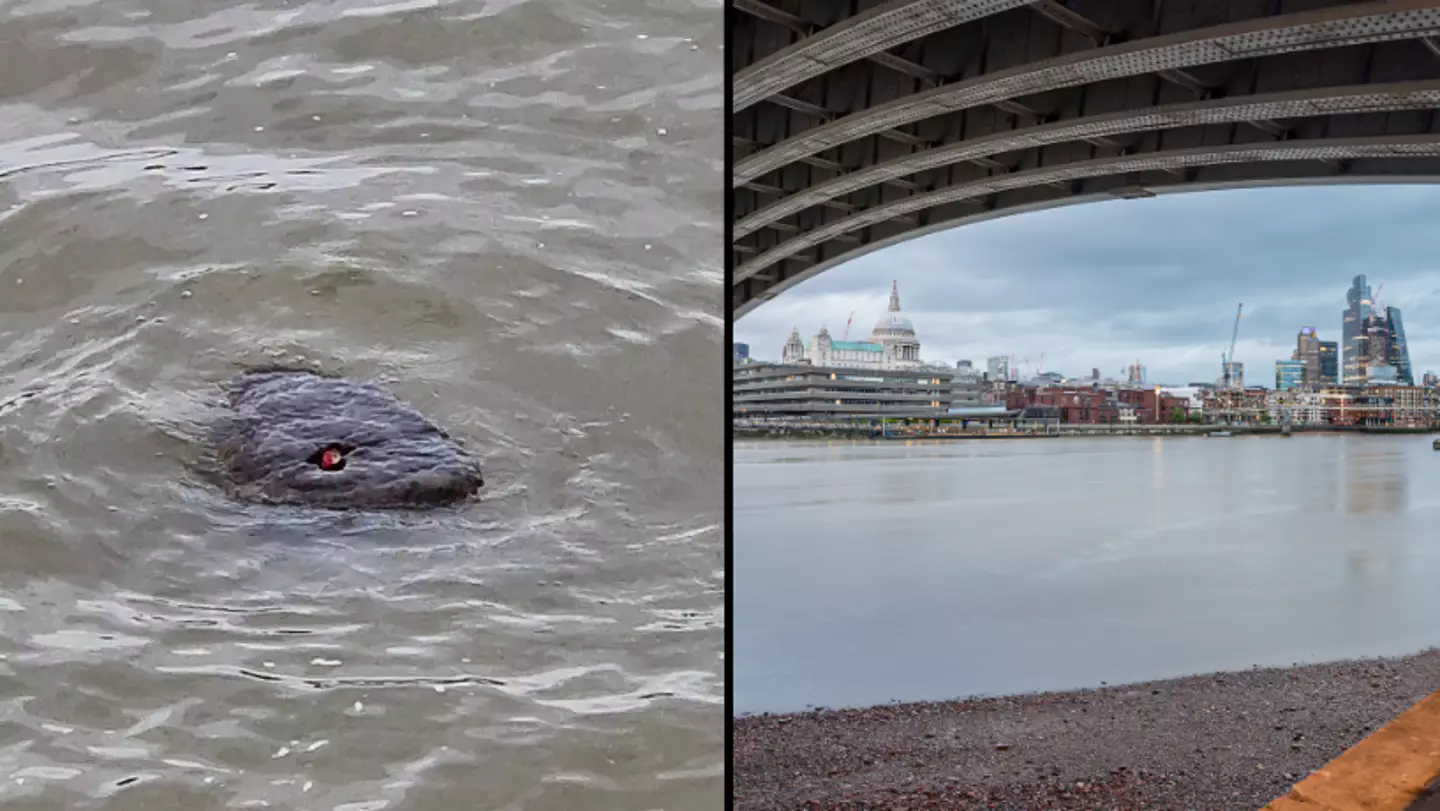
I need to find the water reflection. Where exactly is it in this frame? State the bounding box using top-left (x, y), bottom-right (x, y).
top-left (734, 434), bottom-right (1440, 714)
top-left (1342, 447), bottom-right (1409, 514)
top-left (0, 0), bottom-right (723, 804)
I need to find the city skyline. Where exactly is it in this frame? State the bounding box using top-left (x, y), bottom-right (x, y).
top-left (733, 184), bottom-right (1440, 385)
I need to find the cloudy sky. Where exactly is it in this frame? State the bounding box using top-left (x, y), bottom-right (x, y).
top-left (734, 184), bottom-right (1440, 385)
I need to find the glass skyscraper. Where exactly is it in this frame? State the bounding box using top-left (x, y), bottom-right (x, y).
top-left (1360, 306), bottom-right (1413, 386)
top-left (1341, 274), bottom-right (1412, 386)
top-left (1342, 275), bottom-right (1373, 384)
top-left (1386, 306), bottom-right (1413, 385)
top-left (1319, 341), bottom-right (1339, 384)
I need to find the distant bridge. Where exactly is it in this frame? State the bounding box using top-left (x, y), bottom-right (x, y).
top-left (732, 0), bottom-right (1440, 317)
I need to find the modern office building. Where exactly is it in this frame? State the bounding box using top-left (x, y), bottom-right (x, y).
top-left (1342, 275), bottom-right (1373, 384)
top-left (1358, 306), bottom-right (1414, 386)
top-left (986, 355), bottom-right (1011, 382)
top-left (732, 342), bottom-right (750, 362)
top-left (732, 362), bottom-right (953, 421)
top-left (1363, 311), bottom-right (1388, 374)
top-left (1386, 306), bottom-right (1413, 385)
top-left (1290, 328), bottom-right (1341, 387)
top-left (1276, 359), bottom-right (1306, 391)
top-left (1295, 327), bottom-right (1321, 382)
top-left (1319, 340), bottom-right (1339, 385)
top-left (951, 376), bottom-right (986, 407)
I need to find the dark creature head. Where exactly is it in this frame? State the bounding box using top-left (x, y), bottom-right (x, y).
top-left (213, 368), bottom-right (484, 509)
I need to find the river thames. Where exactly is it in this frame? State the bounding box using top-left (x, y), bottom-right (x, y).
top-left (0, 0), bottom-right (723, 806)
top-left (734, 434), bottom-right (1440, 715)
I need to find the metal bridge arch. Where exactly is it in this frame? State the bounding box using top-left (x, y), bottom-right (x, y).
top-left (731, 0), bottom-right (1440, 317)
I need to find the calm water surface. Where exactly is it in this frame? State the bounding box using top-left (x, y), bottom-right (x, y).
top-left (735, 435), bottom-right (1440, 715)
top-left (0, 0), bottom-right (723, 808)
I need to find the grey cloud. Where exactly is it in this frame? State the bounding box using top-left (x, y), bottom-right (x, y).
top-left (735, 184), bottom-right (1440, 384)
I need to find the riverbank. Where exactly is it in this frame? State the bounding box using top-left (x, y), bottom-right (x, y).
top-left (732, 424), bottom-right (1440, 440)
top-left (732, 649), bottom-right (1440, 811)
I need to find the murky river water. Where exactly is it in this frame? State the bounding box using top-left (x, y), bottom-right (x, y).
top-left (736, 435), bottom-right (1440, 715)
top-left (0, 0), bottom-right (723, 807)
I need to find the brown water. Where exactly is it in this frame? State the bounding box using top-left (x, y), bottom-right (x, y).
top-left (0, 1), bottom-right (724, 808)
top-left (736, 436), bottom-right (1440, 715)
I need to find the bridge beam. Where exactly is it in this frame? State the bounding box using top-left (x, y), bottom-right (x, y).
top-left (731, 0), bottom-right (1440, 316)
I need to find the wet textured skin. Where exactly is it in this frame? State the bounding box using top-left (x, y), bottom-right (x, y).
top-left (213, 367), bottom-right (484, 509)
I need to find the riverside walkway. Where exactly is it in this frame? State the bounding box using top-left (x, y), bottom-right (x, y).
top-left (1263, 690), bottom-right (1440, 811)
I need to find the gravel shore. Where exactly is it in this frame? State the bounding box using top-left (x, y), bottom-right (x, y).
top-left (733, 649), bottom-right (1440, 811)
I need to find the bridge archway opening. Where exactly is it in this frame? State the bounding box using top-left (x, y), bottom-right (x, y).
top-left (733, 182), bottom-right (1440, 391)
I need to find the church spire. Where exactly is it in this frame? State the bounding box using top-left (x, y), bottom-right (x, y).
top-left (888, 280), bottom-right (901, 312)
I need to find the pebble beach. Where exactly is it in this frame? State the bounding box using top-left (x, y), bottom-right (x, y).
top-left (733, 649), bottom-right (1440, 811)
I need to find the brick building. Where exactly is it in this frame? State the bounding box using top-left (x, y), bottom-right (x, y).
top-left (1005, 385), bottom-right (1189, 425)
top-left (1115, 388), bottom-right (1191, 423)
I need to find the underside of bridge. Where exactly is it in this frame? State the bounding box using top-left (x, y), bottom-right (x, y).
top-left (731, 0), bottom-right (1440, 317)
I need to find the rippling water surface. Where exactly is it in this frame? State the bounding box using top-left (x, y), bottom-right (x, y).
top-left (737, 436), bottom-right (1440, 714)
top-left (0, 0), bottom-right (723, 807)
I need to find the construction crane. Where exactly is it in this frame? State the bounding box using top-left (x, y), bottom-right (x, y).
top-left (842, 310), bottom-right (855, 341)
top-left (1222, 303), bottom-right (1244, 388)
top-left (1366, 281), bottom-right (1385, 333)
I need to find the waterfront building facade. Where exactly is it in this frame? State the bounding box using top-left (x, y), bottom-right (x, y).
top-left (1202, 387), bottom-right (1271, 422)
top-left (951, 360), bottom-right (985, 406)
top-left (1353, 384), bottom-right (1434, 427)
top-left (1271, 390), bottom-right (1327, 425)
top-left (1004, 385), bottom-right (1190, 424)
top-left (733, 362), bottom-right (953, 422)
